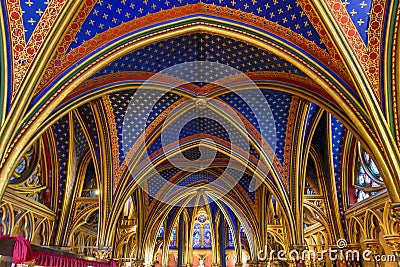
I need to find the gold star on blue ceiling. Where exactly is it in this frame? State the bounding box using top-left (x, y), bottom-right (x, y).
top-left (19, 0), bottom-right (50, 41)
top-left (70, 0), bottom-right (326, 51)
top-left (341, 0), bottom-right (372, 44)
top-left (91, 33), bottom-right (307, 78)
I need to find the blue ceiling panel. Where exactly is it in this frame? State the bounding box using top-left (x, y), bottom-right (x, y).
top-left (71, 1), bottom-right (326, 51)
top-left (92, 33), bottom-right (306, 78)
top-left (341, 0), bottom-right (372, 44)
top-left (20, 0), bottom-right (50, 42)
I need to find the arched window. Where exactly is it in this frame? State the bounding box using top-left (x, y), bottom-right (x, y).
top-left (193, 222), bottom-right (201, 248)
top-left (353, 143), bottom-right (385, 203)
top-left (192, 209), bottom-right (212, 249)
top-left (8, 142), bottom-right (48, 204)
top-left (158, 226), bottom-right (164, 238)
top-left (228, 226), bottom-right (234, 248)
top-left (240, 225), bottom-right (248, 248)
top-left (203, 222), bottom-right (211, 248)
top-left (10, 145), bottom-right (37, 184)
top-left (170, 226), bottom-right (177, 248)
top-left (304, 181), bottom-right (315, 195)
top-left (123, 196), bottom-right (133, 218)
top-left (81, 160), bottom-right (98, 197)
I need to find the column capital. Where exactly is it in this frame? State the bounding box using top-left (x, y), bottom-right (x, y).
top-left (93, 246), bottom-right (112, 260)
top-left (390, 203), bottom-right (400, 223)
top-left (384, 235), bottom-right (400, 252)
top-left (364, 239), bottom-right (379, 245)
top-left (363, 239), bottom-right (381, 254)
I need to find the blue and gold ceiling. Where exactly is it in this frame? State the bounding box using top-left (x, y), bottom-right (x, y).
top-left (69, 0), bottom-right (326, 52)
top-left (32, 21), bottom-right (352, 221)
top-left (39, 22), bottom-right (319, 206)
top-left (19, 0), bottom-right (50, 41)
top-left (77, 104), bottom-right (101, 156)
top-left (341, 0), bottom-right (372, 44)
top-left (103, 85), bottom-right (290, 195)
top-left (52, 115), bottom-right (70, 219)
top-left (73, 117), bottom-right (89, 162)
top-left (6, 0), bottom-right (392, 218)
top-left (92, 33), bottom-right (306, 78)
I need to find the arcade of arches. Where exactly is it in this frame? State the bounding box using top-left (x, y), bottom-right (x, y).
top-left (1, 0), bottom-right (400, 267)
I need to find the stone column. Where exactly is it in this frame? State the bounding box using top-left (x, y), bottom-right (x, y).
top-left (178, 213), bottom-right (185, 267)
top-left (220, 214), bottom-right (226, 267)
top-left (235, 217), bottom-right (242, 267)
top-left (364, 240), bottom-right (381, 267)
top-left (384, 235), bottom-right (400, 267)
top-left (162, 221), bottom-right (169, 267)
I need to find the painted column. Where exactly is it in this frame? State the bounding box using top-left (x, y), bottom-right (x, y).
top-left (178, 212), bottom-right (184, 267)
top-left (220, 214), bottom-right (226, 267)
top-left (235, 218), bottom-right (242, 267)
top-left (185, 214), bottom-right (191, 267)
top-left (212, 212), bottom-right (220, 267)
top-left (163, 221), bottom-right (169, 267)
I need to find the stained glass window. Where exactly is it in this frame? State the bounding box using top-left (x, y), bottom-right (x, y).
top-left (158, 226), bottom-right (164, 238)
top-left (82, 161), bottom-right (98, 197)
top-left (353, 143), bottom-right (385, 203)
top-left (228, 226), bottom-right (234, 248)
top-left (240, 225), bottom-right (248, 247)
top-left (123, 196), bottom-right (133, 217)
top-left (192, 210), bottom-right (212, 249)
top-left (198, 215), bottom-right (207, 223)
top-left (170, 226), bottom-right (177, 248)
top-left (305, 181), bottom-right (315, 195)
top-left (193, 223), bottom-right (201, 248)
top-left (204, 223), bottom-right (212, 248)
top-left (10, 145), bottom-right (36, 184)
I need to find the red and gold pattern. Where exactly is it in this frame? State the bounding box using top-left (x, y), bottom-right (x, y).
top-left (63, 71), bottom-right (333, 108)
top-left (326, 0), bottom-right (386, 100)
top-left (6, 0), bottom-right (67, 99)
top-left (102, 95), bottom-right (123, 193)
top-left (35, 0), bottom-right (96, 94)
top-left (283, 96), bottom-right (300, 191)
top-left (297, 1), bottom-right (346, 71)
top-left (392, 8), bottom-right (400, 147)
